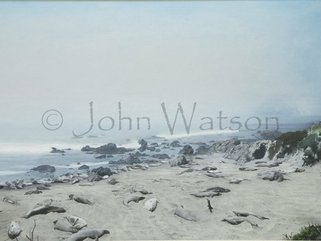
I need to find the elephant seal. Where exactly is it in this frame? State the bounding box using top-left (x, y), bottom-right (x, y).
top-left (233, 211), bottom-right (269, 220)
top-left (8, 221), bottom-right (22, 239)
top-left (131, 187), bottom-right (152, 195)
top-left (174, 206), bottom-right (198, 222)
top-left (222, 217), bottom-right (258, 227)
top-left (229, 178), bottom-right (243, 184)
top-left (123, 194), bottom-right (145, 206)
top-left (191, 191), bottom-right (221, 198)
top-left (69, 194), bottom-right (93, 205)
top-left (144, 198), bottom-right (158, 212)
top-left (204, 187), bottom-right (230, 193)
top-left (239, 167), bottom-right (258, 171)
top-left (67, 229), bottom-right (109, 241)
top-left (23, 205), bottom-right (66, 218)
top-left (3, 196), bottom-right (18, 205)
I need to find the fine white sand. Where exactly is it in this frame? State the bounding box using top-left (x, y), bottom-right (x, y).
top-left (1, 153), bottom-right (321, 240)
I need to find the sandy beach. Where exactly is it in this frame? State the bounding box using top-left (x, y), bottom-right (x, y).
top-left (1, 153), bottom-right (321, 240)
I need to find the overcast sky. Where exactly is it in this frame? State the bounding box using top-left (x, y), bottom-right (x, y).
top-left (0, 1), bottom-right (320, 142)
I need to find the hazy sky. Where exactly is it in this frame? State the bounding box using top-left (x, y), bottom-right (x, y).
top-left (0, 1), bottom-right (320, 141)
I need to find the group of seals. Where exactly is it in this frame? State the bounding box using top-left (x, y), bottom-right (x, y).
top-left (53, 215), bottom-right (87, 233)
top-left (222, 210), bottom-right (269, 227)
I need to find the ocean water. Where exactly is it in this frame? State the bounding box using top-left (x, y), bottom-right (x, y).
top-left (0, 122), bottom-right (311, 182)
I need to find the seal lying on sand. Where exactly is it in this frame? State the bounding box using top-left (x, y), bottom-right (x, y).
top-left (239, 167), bottom-right (258, 171)
top-left (205, 173), bottom-right (225, 178)
top-left (222, 218), bottom-right (258, 227)
top-left (144, 198), bottom-right (158, 212)
top-left (3, 196), bottom-right (18, 205)
top-left (191, 191), bottom-right (221, 198)
top-left (174, 206), bottom-right (198, 222)
top-left (258, 171), bottom-right (285, 182)
top-left (191, 186), bottom-right (230, 198)
top-left (131, 187), bottom-right (152, 195)
top-left (69, 194), bottom-right (93, 205)
top-left (204, 187), bottom-right (230, 193)
top-left (67, 229), bottom-right (110, 241)
top-left (123, 194), bottom-right (145, 206)
top-left (23, 205), bottom-right (66, 218)
top-left (8, 221), bottom-right (22, 239)
top-left (233, 211), bottom-right (269, 220)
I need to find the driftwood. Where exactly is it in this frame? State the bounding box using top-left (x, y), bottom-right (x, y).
top-left (66, 229), bottom-right (110, 241)
top-left (26, 220), bottom-right (39, 241)
top-left (23, 205), bottom-right (66, 218)
top-left (207, 199), bottom-right (213, 213)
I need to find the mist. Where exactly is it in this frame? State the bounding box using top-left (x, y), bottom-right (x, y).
top-left (0, 1), bottom-right (320, 142)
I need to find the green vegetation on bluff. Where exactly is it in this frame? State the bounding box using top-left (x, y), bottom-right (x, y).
top-left (284, 224), bottom-right (321, 240)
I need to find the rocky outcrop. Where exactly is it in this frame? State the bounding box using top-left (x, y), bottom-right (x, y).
top-left (110, 154), bottom-right (142, 165)
top-left (179, 145), bottom-right (194, 155)
top-left (50, 147), bottom-right (65, 154)
top-left (31, 165), bottom-right (56, 173)
top-left (170, 140), bottom-right (181, 147)
top-left (211, 139), bottom-right (283, 162)
top-left (194, 144), bottom-right (211, 155)
top-left (138, 139), bottom-right (157, 152)
top-left (81, 143), bottom-right (133, 155)
top-left (151, 154), bottom-right (170, 160)
top-left (78, 165), bottom-right (89, 170)
top-left (138, 139), bottom-right (148, 152)
top-left (211, 139), bottom-right (250, 162)
top-left (252, 143), bottom-right (266, 159)
top-left (91, 167), bottom-right (113, 177)
top-left (169, 155), bottom-right (189, 167)
top-left (210, 123), bottom-right (321, 167)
